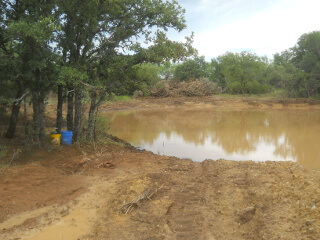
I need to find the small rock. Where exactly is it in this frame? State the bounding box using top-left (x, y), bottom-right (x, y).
top-left (306, 221), bottom-right (313, 226)
top-left (236, 206), bottom-right (256, 225)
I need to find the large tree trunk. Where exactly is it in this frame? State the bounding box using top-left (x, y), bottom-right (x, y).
top-left (66, 85), bottom-right (74, 131)
top-left (73, 88), bottom-right (83, 142)
top-left (5, 83), bottom-right (24, 139)
top-left (86, 91), bottom-right (106, 141)
top-left (86, 91), bottom-right (97, 141)
top-left (56, 85), bottom-right (63, 132)
top-left (32, 91), bottom-right (46, 144)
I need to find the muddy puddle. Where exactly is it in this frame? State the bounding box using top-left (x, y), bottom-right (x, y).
top-left (106, 108), bottom-right (320, 170)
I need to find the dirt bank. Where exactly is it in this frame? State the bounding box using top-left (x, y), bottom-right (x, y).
top-left (101, 96), bottom-right (320, 112)
top-left (1, 96), bottom-right (320, 240)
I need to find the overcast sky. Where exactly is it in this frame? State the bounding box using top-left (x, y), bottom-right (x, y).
top-left (171, 0), bottom-right (320, 60)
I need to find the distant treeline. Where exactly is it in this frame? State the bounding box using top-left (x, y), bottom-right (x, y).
top-left (138, 31), bottom-right (320, 98)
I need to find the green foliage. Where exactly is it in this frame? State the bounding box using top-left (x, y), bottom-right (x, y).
top-left (93, 114), bottom-right (111, 140)
top-left (216, 52), bottom-right (270, 94)
top-left (134, 63), bottom-right (161, 85)
top-left (0, 0), bottom-right (195, 142)
top-left (2, 0), bottom-right (58, 92)
top-left (153, 30), bottom-right (320, 98)
top-left (291, 31), bottom-right (320, 97)
top-left (209, 59), bottom-right (225, 87)
top-left (159, 61), bottom-right (176, 80)
top-left (268, 31), bottom-right (320, 98)
top-left (0, 145), bottom-right (8, 161)
top-left (129, 63), bottom-right (161, 94)
top-left (267, 60), bottom-right (302, 97)
top-left (174, 56), bottom-right (209, 81)
top-left (8, 17), bottom-right (58, 43)
top-left (57, 66), bottom-right (88, 86)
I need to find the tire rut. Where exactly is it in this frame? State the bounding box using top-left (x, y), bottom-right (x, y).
top-left (165, 162), bottom-right (207, 240)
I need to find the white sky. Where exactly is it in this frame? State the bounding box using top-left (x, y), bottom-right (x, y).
top-left (171, 0), bottom-right (320, 60)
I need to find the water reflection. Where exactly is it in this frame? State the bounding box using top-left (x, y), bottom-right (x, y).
top-left (106, 108), bottom-right (320, 170)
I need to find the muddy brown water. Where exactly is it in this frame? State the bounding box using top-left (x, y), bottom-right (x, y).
top-left (106, 108), bottom-right (320, 170)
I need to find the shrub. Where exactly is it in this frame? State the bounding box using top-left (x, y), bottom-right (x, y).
top-left (228, 81), bottom-right (242, 94)
top-left (228, 81), bottom-right (271, 94)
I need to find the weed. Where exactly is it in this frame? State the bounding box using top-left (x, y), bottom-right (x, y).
top-left (0, 145), bottom-right (21, 167)
top-left (217, 90), bottom-right (288, 100)
top-left (112, 95), bottom-right (132, 102)
top-left (0, 145), bottom-right (8, 161)
top-left (94, 114), bottom-right (111, 140)
top-left (7, 148), bottom-right (22, 165)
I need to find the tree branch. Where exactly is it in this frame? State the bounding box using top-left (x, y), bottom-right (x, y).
top-left (13, 91), bottom-right (30, 104)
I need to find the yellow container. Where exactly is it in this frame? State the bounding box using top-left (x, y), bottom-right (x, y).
top-left (50, 133), bottom-right (61, 146)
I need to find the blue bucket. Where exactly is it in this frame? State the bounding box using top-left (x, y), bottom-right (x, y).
top-left (61, 130), bottom-right (73, 146)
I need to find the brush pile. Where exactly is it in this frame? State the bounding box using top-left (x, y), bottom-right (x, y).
top-left (150, 78), bottom-right (221, 97)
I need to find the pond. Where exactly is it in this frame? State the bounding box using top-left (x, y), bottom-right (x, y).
top-left (106, 108), bottom-right (320, 170)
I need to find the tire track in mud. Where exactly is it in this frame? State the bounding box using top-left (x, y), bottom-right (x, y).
top-left (164, 163), bottom-right (207, 240)
top-left (89, 158), bottom-right (320, 240)
top-left (161, 161), bottom-right (267, 240)
top-left (100, 160), bottom-right (278, 240)
top-left (200, 161), bottom-right (267, 240)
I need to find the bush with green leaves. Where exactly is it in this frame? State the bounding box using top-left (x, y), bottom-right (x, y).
top-left (213, 52), bottom-right (271, 94)
top-left (174, 56), bottom-right (210, 81)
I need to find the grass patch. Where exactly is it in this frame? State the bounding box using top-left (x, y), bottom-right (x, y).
top-left (113, 95), bottom-right (132, 102)
top-left (311, 94), bottom-right (320, 100)
top-left (217, 90), bottom-right (287, 100)
top-left (0, 145), bottom-right (8, 162)
top-left (0, 163), bottom-right (10, 169)
top-left (99, 136), bottom-right (126, 148)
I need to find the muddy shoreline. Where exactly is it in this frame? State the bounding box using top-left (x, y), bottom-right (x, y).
top-left (101, 96), bottom-right (320, 112)
top-left (1, 96), bottom-right (320, 240)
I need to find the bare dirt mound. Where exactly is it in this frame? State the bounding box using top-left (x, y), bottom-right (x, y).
top-left (1, 143), bottom-right (320, 240)
top-left (87, 158), bottom-right (320, 240)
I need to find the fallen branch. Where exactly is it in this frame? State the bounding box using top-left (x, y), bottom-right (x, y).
top-left (118, 184), bottom-right (164, 214)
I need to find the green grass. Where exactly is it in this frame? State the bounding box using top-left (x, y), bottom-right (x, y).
top-left (0, 145), bottom-right (8, 161)
top-left (112, 95), bottom-right (132, 102)
top-left (0, 163), bottom-right (10, 169)
top-left (0, 145), bottom-right (10, 169)
top-left (311, 94), bottom-right (320, 100)
top-left (216, 90), bottom-right (287, 100)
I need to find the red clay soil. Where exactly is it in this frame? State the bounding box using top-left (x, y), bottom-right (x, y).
top-left (0, 96), bottom-right (320, 240)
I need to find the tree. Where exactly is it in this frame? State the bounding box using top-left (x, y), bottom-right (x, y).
top-left (56, 0), bottom-right (195, 141)
top-left (291, 31), bottom-right (320, 97)
top-left (209, 58), bottom-right (225, 88)
top-left (131, 63), bottom-right (161, 94)
top-left (10, 1), bottom-right (57, 143)
top-left (1, 1), bottom-right (57, 140)
top-left (217, 52), bottom-right (270, 94)
top-left (1, 0), bottom-right (26, 139)
top-left (174, 56), bottom-right (209, 81)
top-left (267, 50), bottom-right (301, 96)
top-left (159, 61), bottom-right (176, 80)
